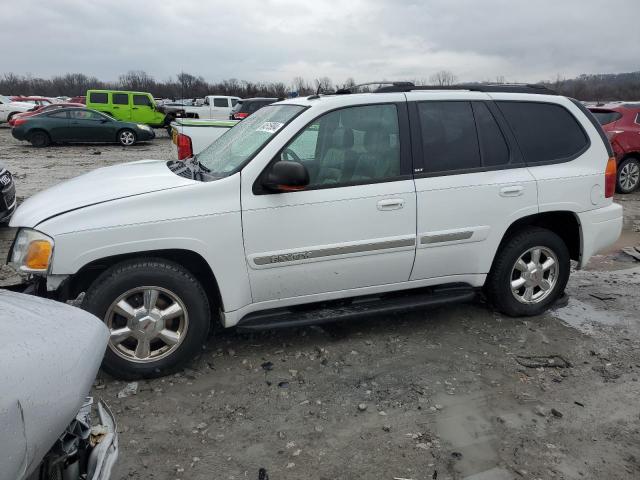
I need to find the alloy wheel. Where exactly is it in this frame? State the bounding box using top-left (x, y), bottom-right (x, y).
top-left (510, 246), bottom-right (559, 304)
top-left (120, 130), bottom-right (135, 146)
top-left (619, 161), bottom-right (640, 192)
top-left (105, 286), bottom-right (189, 363)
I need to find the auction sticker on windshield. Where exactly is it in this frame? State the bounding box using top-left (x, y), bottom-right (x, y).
top-left (257, 122), bottom-right (284, 134)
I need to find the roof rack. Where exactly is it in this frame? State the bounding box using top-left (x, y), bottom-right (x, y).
top-left (334, 81), bottom-right (558, 96)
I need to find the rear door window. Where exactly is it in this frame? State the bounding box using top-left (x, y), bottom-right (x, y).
top-left (89, 92), bottom-right (108, 104)
top-left (497, 102), bottom-right (589, 164)
top-left (213, 98), bottom-right (229, 108)
top-left (416, 101), bottom-right (481, 172)
top-left (113, 93), bottom-right (129, 105)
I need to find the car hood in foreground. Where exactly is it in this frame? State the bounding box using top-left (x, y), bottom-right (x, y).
top-left (0, 290), bottom-right (108, 480)
top-left (10, 160), bottom-right (194, 228)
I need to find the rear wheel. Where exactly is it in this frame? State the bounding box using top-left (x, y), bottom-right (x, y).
top-left (118, 129), bottom-right (137, 146)
top-left (29, 130), bottom-right (51, 148)
top-left (616, 157), bottom-right (640, 193)
top-left (485, 227), bottom-right (570, 317)
top-left (82, 259), bottom-right (211, 379)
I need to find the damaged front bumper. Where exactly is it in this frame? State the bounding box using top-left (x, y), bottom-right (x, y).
top-left (37, 397), bottom-right (119, 480)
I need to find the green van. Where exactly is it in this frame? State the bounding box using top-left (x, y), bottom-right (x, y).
top-left (86, 90), bottom-right (168, 127)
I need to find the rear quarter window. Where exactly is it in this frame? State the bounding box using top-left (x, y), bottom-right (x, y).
top-left (89, 92), bottom-right (108, 104)
top-left (589, 109), bottom-right (622, 126)
top-left (497, 101), bottom-right (589, 164)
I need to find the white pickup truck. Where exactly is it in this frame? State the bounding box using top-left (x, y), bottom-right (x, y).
top-left (182, 95), bottom-right (241, 120)
top-left (170, 118), bottom-right (238, 160)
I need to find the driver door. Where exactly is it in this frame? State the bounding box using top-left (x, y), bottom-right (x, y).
top-left (241, 102), bottom-right (418, 303)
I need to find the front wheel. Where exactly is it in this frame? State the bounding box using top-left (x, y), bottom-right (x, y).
top-left (82, 259), bottom-right (211, 379)
top-left (616, 157), bottom-right (640, 193)
top-left (118, 129), bottom-right (137, 146)
top-left (485, 227), bottom-right (570, 317)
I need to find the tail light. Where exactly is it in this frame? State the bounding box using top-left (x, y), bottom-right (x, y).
top-left (12, 118), bottom-right (27, 127)
top-left (605, 157), bottom-right (616, 198)
top-left (233, 112), bottom-right (249, 120)
top-left (176, 133), bottom-right (193, 160)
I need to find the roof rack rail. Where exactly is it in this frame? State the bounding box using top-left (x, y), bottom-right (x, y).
top-left (334, 81), bottom-right (557, 96)
top-left (335, 81), bottom-right (414, 94)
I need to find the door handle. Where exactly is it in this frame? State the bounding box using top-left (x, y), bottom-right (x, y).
top-left (377, 198), bottom-right (404, 211)
top-left (500, 185), bottom-right (524, 197)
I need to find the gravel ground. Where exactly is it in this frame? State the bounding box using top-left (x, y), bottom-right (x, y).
top-left (1, 126), bottom-right (639, 479)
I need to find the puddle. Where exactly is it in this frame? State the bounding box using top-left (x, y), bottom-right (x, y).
top-left (433, 393), bottom-right (513, 479)
top-left (550, 297), bottom-right (627, 335)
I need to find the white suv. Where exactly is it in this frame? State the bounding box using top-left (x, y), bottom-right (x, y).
top-left (8, 83), bottom-right (623, 378)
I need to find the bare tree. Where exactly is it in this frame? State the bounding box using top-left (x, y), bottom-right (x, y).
top-left (119, 70), bottom-right (155, 92)
top-left (429, 70), bottom-right (458, 87)
top-left (314, 76), bottom-right (333, 93)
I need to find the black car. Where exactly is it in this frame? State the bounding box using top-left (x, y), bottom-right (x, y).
top-left (11, 108), bottom-right (156, 147)
top-left (0, 161), bottom-right (16, 224)
top-left (229, 97), bottom-right (279, 120)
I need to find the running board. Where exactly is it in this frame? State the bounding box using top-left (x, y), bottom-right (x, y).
top-left (236, 284), bottom-right (476, 332)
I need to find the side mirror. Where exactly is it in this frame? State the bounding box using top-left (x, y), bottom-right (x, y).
top-left (263, 161), bottom-right (310, 192)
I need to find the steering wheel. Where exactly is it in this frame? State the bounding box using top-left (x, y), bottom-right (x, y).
top-left (282, 148), bottom-right (302, 163)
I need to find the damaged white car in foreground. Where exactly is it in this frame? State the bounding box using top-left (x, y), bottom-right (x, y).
top-left (0, 290), bottom-right (118, 480)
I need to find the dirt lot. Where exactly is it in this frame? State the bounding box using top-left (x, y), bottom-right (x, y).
top-left (1, 127), bottom-right (639, 480)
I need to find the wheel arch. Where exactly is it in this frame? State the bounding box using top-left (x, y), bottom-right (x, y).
top-left (494, 211), bottom-right (581, 266)
top-left (61, 249), bottom-right (224, 323)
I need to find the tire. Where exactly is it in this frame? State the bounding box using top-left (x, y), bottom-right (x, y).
top-left (118, 129), bottom-right (137, 146)
top-left (82, 258), bottom-right (211, 379)
top-left (29, 130), bottom-right (51, 148)
top-left (616, 157), bottom-right (640, 194)
top-left (485, 227), bottom-right (570, 317)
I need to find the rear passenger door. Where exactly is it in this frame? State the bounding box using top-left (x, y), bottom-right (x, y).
top-left (408, 94), bottom-right (538, 281)
top-left (112, 92), bottom-right (131, 121)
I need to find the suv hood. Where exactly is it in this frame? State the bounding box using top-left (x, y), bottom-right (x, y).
top-left (10, 160), bottom-right (195, 228)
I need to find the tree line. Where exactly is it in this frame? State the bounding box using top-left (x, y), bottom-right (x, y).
top-left (1, 70), bottom-right (639, 102)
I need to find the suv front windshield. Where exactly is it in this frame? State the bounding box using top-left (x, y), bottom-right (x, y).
top-left (196, 104), bottom-right (305, 176)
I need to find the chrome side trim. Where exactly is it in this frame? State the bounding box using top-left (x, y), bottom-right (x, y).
top-left (253, 238), bottom-right (416, 266)
top-left (421, 231), bottom-right (473, 244)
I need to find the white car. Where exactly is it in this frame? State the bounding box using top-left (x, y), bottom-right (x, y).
top-left (8, 83), bottom-right (623, 379)
top-left (182, 95), bottom-right (241, 120)
top-left (0, 95), bottom-right (36, 123)
top-left (0, 290), bottom-right (118, 480)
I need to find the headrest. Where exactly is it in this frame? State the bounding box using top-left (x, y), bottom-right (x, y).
top-left (330, 128), bottom-right (354, 149)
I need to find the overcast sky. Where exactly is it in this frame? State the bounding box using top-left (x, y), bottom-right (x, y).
top-left (5, 0), bottom-right (639, 85)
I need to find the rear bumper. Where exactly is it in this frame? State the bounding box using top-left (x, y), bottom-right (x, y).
top-left (577, 203), bottom-right (624, 268)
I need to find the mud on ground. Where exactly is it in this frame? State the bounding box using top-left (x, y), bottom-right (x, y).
top-left (0, 127), bottom-right (639, 479)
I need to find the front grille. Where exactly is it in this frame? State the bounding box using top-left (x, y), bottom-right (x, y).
top-left (1, 182), bottom-right (16, 210)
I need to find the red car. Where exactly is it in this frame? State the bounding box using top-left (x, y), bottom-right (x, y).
top-left (10, 96), bottom-right (57, 106)
top-left (589, 103), bottom-right (640, 193)
top-left (67, 96), bottom-right (86, 104)
top-left (8, 102), bottom-right (85, 126)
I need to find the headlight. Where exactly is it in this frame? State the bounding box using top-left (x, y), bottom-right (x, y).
top-left (10, 228), bottom-right (54, 273)
top-left (137, 124), bottom-right (151, 131)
